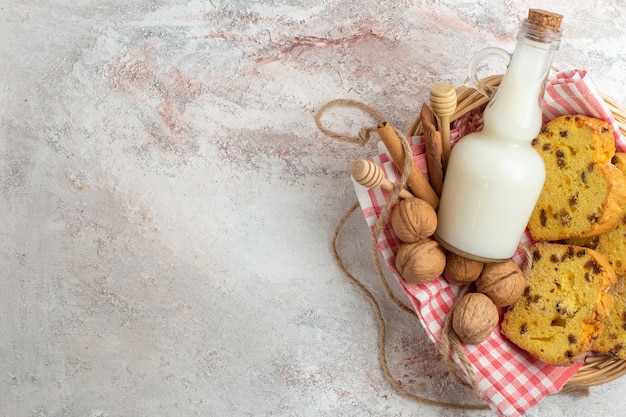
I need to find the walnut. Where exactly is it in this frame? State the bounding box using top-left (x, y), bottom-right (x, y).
top-left (452, 292), bottom-right (499, 345)
top-left (395, 238), bottom-right (446, 284)
top-left (390, 198), bottom-right (437, 243)
top-left (443, 252), bottom-right (484, 285)
top-left (475, 260), bottom-right (525, 307)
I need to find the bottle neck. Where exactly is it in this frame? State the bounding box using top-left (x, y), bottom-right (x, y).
top-left (482, 19), bottom-right (561, 142)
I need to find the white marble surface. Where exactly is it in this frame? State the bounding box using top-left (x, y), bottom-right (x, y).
top-left (3, 0), bottom-right (626, 416)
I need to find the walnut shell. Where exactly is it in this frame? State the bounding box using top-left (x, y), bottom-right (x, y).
top-left (390, 198), bottom-right (437, 243)
top-left (395, 238), bottom-right (446, 284)
top-left (452, 292), bottom-right (499, 345)
top-left (443, 252), bottom-right (484, 285)
top-left (475, 260), bottom-right (525, 307)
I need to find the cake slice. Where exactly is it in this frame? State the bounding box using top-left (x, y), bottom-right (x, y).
top-left (566, 153), bottom-right (626, 274)
top-left (501, 242), bottom-right (616, 366)
top-left (527, 115), bottom-right (626, 241)
top-left (565, 154), bottom-right (626, 358)
top-left (593, 274), bottom-right (626, 358)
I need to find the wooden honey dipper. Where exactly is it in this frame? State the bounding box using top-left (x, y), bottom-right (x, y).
top-left (430, 82), bottom-right (457, 170)
top-left (351, 159), bottom-right (415, 199)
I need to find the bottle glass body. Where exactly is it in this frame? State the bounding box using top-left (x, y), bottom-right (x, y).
top-left (435, 19), bottom-right (561, 262)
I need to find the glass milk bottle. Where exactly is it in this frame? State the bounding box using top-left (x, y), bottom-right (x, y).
top-left (435, 9), bottom-right (563, 262)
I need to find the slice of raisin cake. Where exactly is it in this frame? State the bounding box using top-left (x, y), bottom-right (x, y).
top-left (527, 115), bottom-right (626, 241)
top-left (501, 242), bottom-right (616, 366)
top-left (566, 153), bottom-right (626, 274)
top-left (593, 274), bottom-right (626, 359)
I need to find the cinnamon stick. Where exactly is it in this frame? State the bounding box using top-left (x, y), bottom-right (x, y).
top-left (420, 104), bottom-right (444, 196)
top-left (376, 121), bottom-right (439, 209)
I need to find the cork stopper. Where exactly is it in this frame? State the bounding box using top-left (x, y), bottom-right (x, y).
top-left (528, 9), bottom-right (563, 33)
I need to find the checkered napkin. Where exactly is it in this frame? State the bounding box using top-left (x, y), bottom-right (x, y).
top-left (353, 70), bottom-right (626, 416)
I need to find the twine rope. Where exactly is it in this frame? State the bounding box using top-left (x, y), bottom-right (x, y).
top-left (318, 98), bottom-right (489, 410)
top-left (315, 98), bottom-right (416, 314)
top-left (439, 284), bottom-right (484, 399)
top-left (330, 202), bottom-right (486, 409)
top-left (314, 99), bottom-right (386, 147)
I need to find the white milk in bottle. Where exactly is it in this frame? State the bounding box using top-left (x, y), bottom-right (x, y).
top-left (435, 9), bottom-right (563, 262)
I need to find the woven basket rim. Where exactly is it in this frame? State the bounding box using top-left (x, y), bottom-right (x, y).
top-left (410, 74), bottom-right (626, 389)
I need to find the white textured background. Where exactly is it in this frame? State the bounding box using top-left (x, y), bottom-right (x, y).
top-left (2, 0), bottom-right (626, 416)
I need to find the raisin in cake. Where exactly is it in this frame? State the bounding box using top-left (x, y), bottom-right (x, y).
top-left (527, 115), bottom-right (626, 241)
top-left (501, 242), bottom-right (616, 366)
top-left (593, 274), bottom-right (626, 359)
top-left (566, 153), bottom-right (626, 274)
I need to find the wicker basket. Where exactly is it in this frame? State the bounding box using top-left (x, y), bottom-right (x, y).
top-left (407, 74), bottom-right (626, 389)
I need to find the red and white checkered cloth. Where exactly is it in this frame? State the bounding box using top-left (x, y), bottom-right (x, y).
top-left (353, 70), bottom-right (626, 416)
